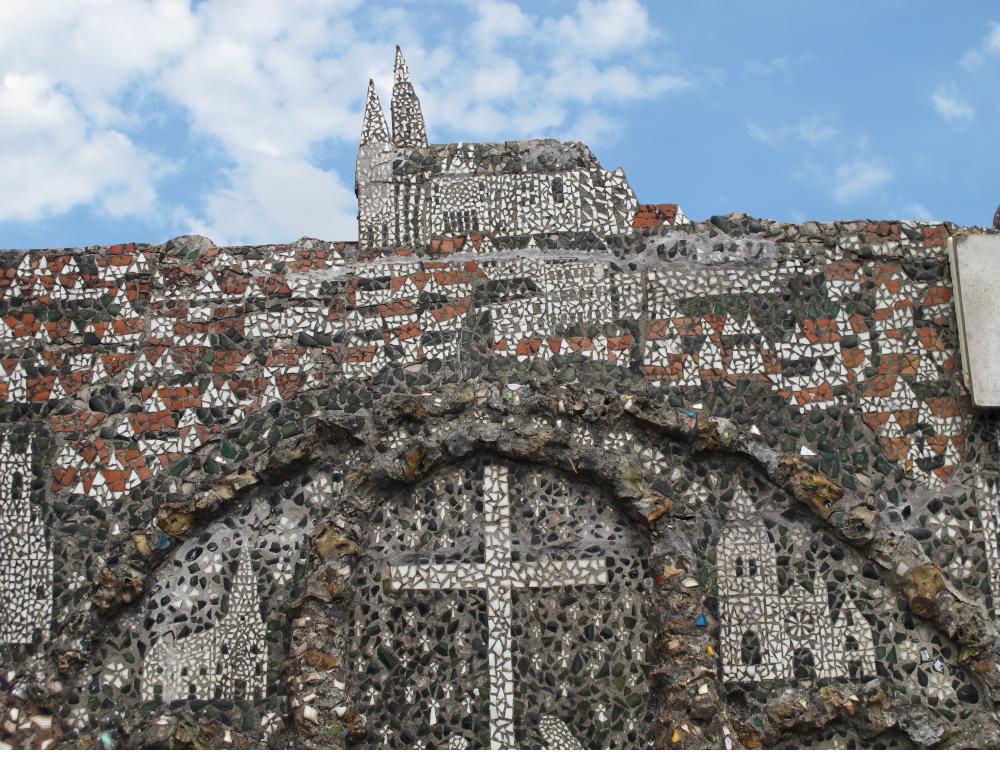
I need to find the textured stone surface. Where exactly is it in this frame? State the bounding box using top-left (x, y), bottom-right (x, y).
top-left (2, 49), bottom-right (1000, 751)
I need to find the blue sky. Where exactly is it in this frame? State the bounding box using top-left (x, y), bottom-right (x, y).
top-left (1, 0), bottom-right (998, 248)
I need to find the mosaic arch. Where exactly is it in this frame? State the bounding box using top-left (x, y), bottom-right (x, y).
top-left (347, 457), bottom-right (655, 749)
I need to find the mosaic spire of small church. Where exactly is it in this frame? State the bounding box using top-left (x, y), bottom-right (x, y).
top-left (391, 46), bottom-right (428, 148)
top-left (227, 543), bottom-right (262, 621)
top-left (361, 79), bottom-right (390, 145)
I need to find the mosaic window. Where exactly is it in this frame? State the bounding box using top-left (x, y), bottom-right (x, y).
top-left (349, 459), bottom-right (654, 749)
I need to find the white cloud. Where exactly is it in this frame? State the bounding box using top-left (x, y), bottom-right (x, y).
top-left (184, 153), bottom-right (357, 245)
top-left (469, 58), bottom-right (525, 101)
top-left (0, 73), bottom-right (166, 221)
top-left (570, 110), bottom-right (621, 147)
top-left (746, 116), bottom-right (839, 147)
top-left (745, 56), bottom-right (792, 77)
top-left (904, 202), bottom-right (934, 221)
top-left (930, 85), bottom-right (975, 123)
top-left (960, 21), bottom-right (1000, 70)
top-left (832, 159), bottom-right (893, 204)
top-left (156, 2), bottom-right (370, 154)
top-left (471, 0), bottom-right (531, 46)
top-left (0, 0), bottom-right (198, 125)
top-left (546, 60), bottom-right (689, 104)
top-left (0, 0), bottom-right (690, 243)
top-left (744, 54), bottom-right (811, 78)
top-left (547, 0), bottom-right (658, 58)
top-left (410, 0), bottom-right (689, 140)
top-left (752, 113), bottom-right (894, 208)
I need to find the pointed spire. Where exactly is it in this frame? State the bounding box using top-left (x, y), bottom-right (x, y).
top-left (360, 79), bottom-right (390, 145)
top-left (393, 46), bottom-right (410, 83)
top-left (391, 46), bottom-right (428, 148)
top-left (228, 545), bottom-right (261, 619)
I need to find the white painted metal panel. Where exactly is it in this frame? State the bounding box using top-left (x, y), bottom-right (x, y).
top-left (950, 233), bottom-right (1000, 407)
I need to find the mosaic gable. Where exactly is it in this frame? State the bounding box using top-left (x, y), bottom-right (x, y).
top-left (3, 49), bottom-right (1000, 752)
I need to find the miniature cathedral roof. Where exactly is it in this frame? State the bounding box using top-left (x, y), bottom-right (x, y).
top-left (360, 47), bottom-right (428, 148)
top-left (361, 80), bottom-right (390, 145)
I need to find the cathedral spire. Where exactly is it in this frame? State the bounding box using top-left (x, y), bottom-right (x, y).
top-left (393, 45), bottom-right (410, 83)
top-left (390, 46), bottom-right (428, 148)
top-left (360, 79), bottom-right (390, 145)
top-left (228, 545), bottom-right (262, 620)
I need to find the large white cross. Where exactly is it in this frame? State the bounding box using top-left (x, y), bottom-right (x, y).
top-left (386, 464), bottom-right (607, 750)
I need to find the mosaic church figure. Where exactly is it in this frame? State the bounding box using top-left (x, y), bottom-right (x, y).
top-left (356, 47), bottom-right (640, 251)
top-left (142, 546), bottom-right (267, 702)
top-left (716, 518), bottom-right (876, 683)
top-left (0, 434), bottom-right (53, 645)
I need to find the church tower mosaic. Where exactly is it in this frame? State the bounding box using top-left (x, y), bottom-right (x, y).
top-left (141, 545), bottom-right (268, 703)
top-left (0, 434), bottom-right (52, 646)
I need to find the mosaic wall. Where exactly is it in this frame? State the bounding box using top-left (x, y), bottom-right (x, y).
top-left (349, 459), bottom-right (653, 749)
top-left (2, 50), bottom-right (1000, 751)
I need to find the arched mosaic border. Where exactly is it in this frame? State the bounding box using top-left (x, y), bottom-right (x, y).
top-left (14, 379), bottom-right (1000, 748)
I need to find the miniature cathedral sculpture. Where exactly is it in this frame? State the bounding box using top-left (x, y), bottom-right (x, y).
top-left (356, 47), bottom-right (640, 251)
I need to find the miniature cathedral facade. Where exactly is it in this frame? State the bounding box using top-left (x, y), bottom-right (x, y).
top-left (141, 546), bottom-right (268, 702)
top-left (716, 518), bottom-right (877, 683)
top-left (356, 47), bottom-right (639, 251)
top-left (0, 434), bottom-right (53, 645)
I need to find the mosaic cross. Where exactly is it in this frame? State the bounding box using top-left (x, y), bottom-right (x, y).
top-left (386, 464), bottom-right (607, 749)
